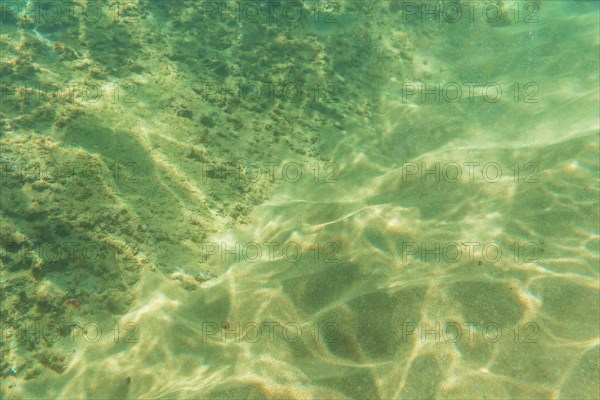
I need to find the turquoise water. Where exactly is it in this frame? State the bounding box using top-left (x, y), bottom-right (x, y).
top-left (1, 1), bottom-right (599, 399)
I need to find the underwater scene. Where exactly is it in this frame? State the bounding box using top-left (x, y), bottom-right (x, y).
top-left (1, 1), bottom-right (599, 399)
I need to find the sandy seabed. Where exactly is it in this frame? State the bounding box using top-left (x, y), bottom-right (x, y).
top-left (1, 1), bottom-right (599, 399)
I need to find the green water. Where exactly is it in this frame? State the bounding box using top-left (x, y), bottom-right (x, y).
top-left (1, 1), bottom-right (599, 399)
